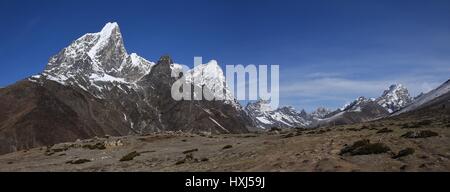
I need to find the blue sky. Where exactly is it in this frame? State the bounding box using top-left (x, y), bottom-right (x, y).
top-left (1, 0), bottom-right (449, 111)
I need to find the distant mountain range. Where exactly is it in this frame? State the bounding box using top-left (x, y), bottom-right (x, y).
top-left (246, 83), bottom-right (414, 128)
top-left (0, 22), bottom-right (449, 155)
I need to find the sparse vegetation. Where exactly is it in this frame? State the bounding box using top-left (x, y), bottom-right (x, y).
top-left (2, 107), bottom-right (449, 172)
top-left (51, 147), bottom-right (68, 153)
top-left (361, 125), bottom-right (370, 130)
top-left (176, 153), bottom-right (199, 165)
top-left (82, 142), bottom-right (106, 150)
top-left (401, 123), bottom-right (410, 128)
top-left (295, 127), bottom-right (308, 132)
top-left (281, 133), bottom-right (295, 138)
top-left (392, 148), bottom-right (415, 159)
top-left (400, 165), bottom-right (407, 170)
top-left (377, 128), bottom-right (393, 134)
top-left (242, 134), bottom-right (258, 138)
top-left (417, 120), bottom-right (433, 126)
top-left (182, 148), bottom-right (198, 154)
top-left (222, 145), bottom-right (233, 150)
top-left (350, 143), bottom-right (391, 156)
top-left (401, 120), bottom-right (433, 129)
top-left (340, 140), bottom-right (370, 155)
top-left (347, 128), bottom-right (361, 132)
top-left (120, 151), bottom-right (140, 161)
top-left (66, 159), bottom-right (91, 164)
top-left (175, 159), bottom-right (185, 165)
top-left (44, 144), bottom-right (72, 156)
top-left (269, 127), bottom-right (282, 132)
top-left (401, 130), bottom-right (438, 138)
top-left (340, 140), bottom-right (390, 156)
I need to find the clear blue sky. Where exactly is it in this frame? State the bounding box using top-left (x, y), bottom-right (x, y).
top-left (1, 0), bottom-right (449, 111)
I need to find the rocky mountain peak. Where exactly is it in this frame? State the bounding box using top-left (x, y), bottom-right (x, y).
top-left (158, 55), bottom-right (173, 65)
top-left (278, 106), bottom-right (297, 114)
top-left (41, 22), bottom-right (131, 84)
top-left (342, 97), bottom-right (368, 111)
top-left (376, 83), bottom-right (412, 113)
top-left (246, 99), bottom-right (273, 112)
top-left (395, 78), bottom-right (450, 115)
top-left (35, 22), bottom-right (159, 93)
top-left (83, 22), bottom-right (127, 73)
top-left (310, 107), bottom-right (332, 119)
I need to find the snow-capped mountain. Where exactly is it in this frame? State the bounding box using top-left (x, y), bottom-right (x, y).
top-left (245, 100), bottom-right (312, 129)
top-left (31, 22), bottom-right (154, 99)
top-left (182, 60), bottom-right (239, 108)
top-left (376, 84), bottom-right (412, 113)
top-left (317, 96), bottom-right (390, 126)
top-left (310, 107), bottom-right (333, 119)
top-left (32, 22), bottom-right (239, 107)
top-left (343, 97), bottom-right (375, 112)
top-left (395, 79), bottom-right (450, 115)
top-left (316, 84), bottom-right (413, 126)
top-left (39, 22), bottom-right (248, 133)
top-left (245, 84), bottom-right (416, 129)
top-left (0, 22), bottom-right (250, 155)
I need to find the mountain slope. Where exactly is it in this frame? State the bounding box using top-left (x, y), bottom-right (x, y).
top-left (316, 97), bottom-right (390, 126)
top-left (0, 22), bottom-right (249, 155)
top-left (394, 79), bottom-right (450, 115)
top-left (0, 80), bottom-right (132, 154)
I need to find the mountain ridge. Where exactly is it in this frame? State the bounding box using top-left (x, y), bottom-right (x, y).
top-left (0, 22), bottom-right (250, 155)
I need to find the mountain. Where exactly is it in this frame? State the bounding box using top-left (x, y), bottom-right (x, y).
top-left (376, 84), bottom-right (412, 113)
top-left (315, 84), bottom-right (413, 126)
top-left (136, 56), bottom-right (250, 133)
top-left (182, 60), bottom-right (238, 107)
top-left (316, 97), bottom-right (390, 126)
top-left (245, 100), bottom-right (312, 129)
top-left (246, 84), bottom-right (414, 129)
top-left (394, 79), bottom-right (450, 115)
top-left (310, 107), bottom-right (333, 119)
top-left (0, 22), bottom-right (249, 155)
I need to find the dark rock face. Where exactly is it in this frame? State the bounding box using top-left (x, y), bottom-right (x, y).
top-left (0, 80), bottom-right (131, 154)
top-left (138, 56), bottom-right (250, 134)
top-left (0, 23), bottom-right (249, 155)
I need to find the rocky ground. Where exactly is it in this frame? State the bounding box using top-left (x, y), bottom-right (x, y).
top-left (0, 112), bottom-right (449, 172)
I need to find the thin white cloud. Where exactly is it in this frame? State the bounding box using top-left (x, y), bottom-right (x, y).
top-left (304, 72), bottom-right (343, 79)
top-left (279, 74), bottom-right (447, 111)
top-left (281, 77), bottom-right (389, 98)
